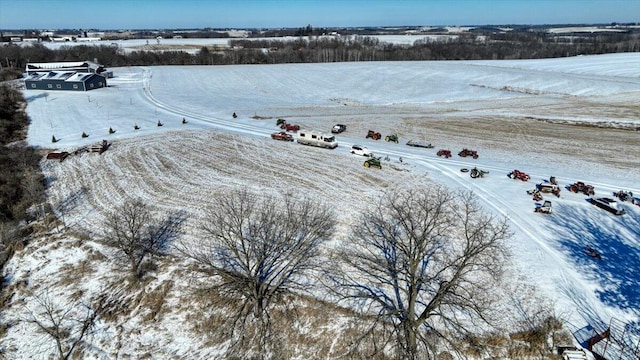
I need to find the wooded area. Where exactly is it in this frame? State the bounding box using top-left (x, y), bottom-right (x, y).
top-left (1, 31), bottom-right (638, 70)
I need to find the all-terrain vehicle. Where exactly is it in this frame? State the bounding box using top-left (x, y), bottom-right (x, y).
top-left (366, 130), bottom-right (382, 140)
top-left (385, 134), bottom-right (399, 143)
top-left (568, 181), bottom-right (595, 196)
top-left (364, 157), bottom-right (382, 169)
top-left (437, 149), bottom-right (452, 158)
top-left (458, 148), bottom-right (479, 159)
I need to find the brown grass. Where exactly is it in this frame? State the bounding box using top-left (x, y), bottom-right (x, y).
top-left (140, 280), bottom-right (174, 322)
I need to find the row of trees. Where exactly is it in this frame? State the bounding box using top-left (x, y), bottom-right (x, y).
top-left (95, 186), bottom-right (511, 359)
top-left (0, 84), bottom-right (45, 221)
top-left (0, 84), bottom-right (45, 279)
top-left (1, 31), bottom-right (638, 70)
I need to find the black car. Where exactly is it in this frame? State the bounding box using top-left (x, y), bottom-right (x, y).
top-left (332, 124), bottom-right (347, 133)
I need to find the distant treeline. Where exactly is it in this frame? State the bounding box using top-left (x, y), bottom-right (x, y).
top-left (0, 31), bottom-right (639, 70)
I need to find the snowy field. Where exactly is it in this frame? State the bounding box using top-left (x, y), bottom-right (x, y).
top-left (21, 34), bottom-right (463, 53)
top-left (5, 52), bottom-right (640, 358)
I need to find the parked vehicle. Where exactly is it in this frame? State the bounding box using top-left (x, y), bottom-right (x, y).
top-left (508, 169), bottom-right (531, 181)
top-left (351, 145), bottom-right (372, 157)
top-left (568, 181), bottom-right (595, 196)
top-left (283, 123), bottom-right (300, 132)
top-left (437, 149), bottom-right (452, 158)
top-left (364, 157), bottom-right (382, 169)
top-left (297, 130), bottom-right (338, 149)
top-left (332, 124), bottom-right (347, 133)
top-left (276, 119), bottom-right (300, 132)
top-left (406, 140), bottom-right (433, 148)
top-left (614, 190), bottom-right (636, 205)
top-left (385, 134), bottom-right (399, 143)
top-left (271, 131), bottom-right (294, 141)
top-left (527, 183), bottom-right (560, 197)
top-left (458, 148), bottom-right (479, 159)
top-left (366, 130), bottom-right (382, 140)
top-left (535, 200), bottom-right (552, 214)
top-left (589, 197), bottom-right (626, 215)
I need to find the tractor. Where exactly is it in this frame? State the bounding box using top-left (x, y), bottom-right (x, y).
top-left (508, 169), bottom-right (530, 181)
top-left (436, 149), bottom-right (452, 158)
top-left (283, 123), bottom-right (300, 132)
top-left (568, 181), bottom-right (595, 196)
top-left (364, 157), bottom-right (382, 169)
top-left (458, 148), bottom-right (479, 159)
top-left (366, 130), bottom-right (382, 140)
top-left (385, 134), bottom-right (399, 143)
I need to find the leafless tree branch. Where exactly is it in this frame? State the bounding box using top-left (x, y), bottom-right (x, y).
top-left (332, 186), bottom-right (512, 359)
top-left (103, 199), bottom-right (185, 279)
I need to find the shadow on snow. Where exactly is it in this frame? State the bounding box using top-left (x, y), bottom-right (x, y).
top-left (549, 200), bottom-right (640, 318)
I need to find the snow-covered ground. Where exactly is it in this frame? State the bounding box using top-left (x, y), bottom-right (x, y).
top-left (4, 52), bottom-right (640, 358)
top-left (18, 34), bottom-right (464, 53)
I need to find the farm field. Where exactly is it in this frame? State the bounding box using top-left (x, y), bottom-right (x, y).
top-left (4, 52), bottom-right (640, 358)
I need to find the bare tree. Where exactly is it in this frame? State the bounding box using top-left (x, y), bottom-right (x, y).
top-left (332, 186), bottom-right (511, 359)
top-left (103, 199), bottom-right (184, 279)
top-left (24, 291), bottom-right (102, 360)
top-left (180, 188), bottom-right (335, 323)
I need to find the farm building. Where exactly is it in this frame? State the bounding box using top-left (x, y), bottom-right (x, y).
top-left (24, 60), bottom-right (109, 91)
top-left (24, 71), bottom-right (107, 91)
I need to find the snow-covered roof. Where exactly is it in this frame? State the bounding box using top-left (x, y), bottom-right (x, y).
top-left (24, 70), bottom-right (100, 82)
top-left (26, 60), bottom-right (103, 71)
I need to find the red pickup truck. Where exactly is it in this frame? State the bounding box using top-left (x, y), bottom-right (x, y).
top-left (271, 131), bottom-right (294, 141)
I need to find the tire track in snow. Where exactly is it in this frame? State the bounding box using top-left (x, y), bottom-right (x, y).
top-left (411, 156), bottom-right (610, 323)
top-left (141, 66), bottom-right (640, 197)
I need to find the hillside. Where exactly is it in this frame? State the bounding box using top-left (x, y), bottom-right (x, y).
top-left (2, 53), bottom-right (639, 359)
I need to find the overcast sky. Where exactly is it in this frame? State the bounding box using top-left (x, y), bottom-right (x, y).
top-left (1, 0), bottom-right (638, 30)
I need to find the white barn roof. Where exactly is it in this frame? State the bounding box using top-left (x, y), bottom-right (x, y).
top-left (25, 71), bottom-right (101, 82)
top-left (26, 61), bottom-right (102, 71)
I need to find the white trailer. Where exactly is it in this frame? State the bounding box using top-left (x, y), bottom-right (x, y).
top-left (297, 130), bottom-right (338, 149)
